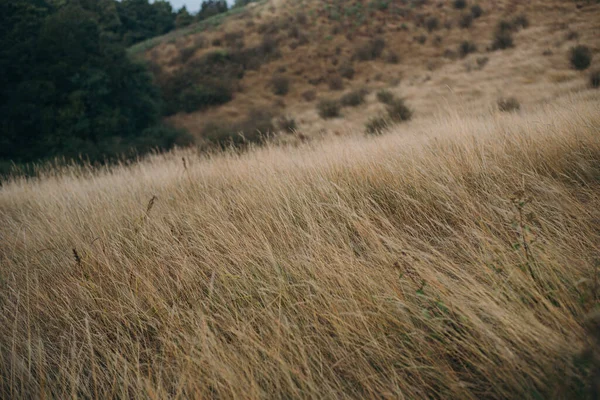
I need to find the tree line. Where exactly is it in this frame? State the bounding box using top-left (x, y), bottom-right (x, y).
top-left (0, 0), bottom-right (256, 172)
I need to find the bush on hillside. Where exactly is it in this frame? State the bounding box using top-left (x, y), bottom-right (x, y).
top-left (302, 90), bottom-right (317, 101)
top-left (426, 17), bottom-right (440, 32)
top-left (338, 63), bottom-right (355, 79)
top-left (365, 115), bottom-right (391, 135)
top-left (328, 75), bottom-right (345, 91)
top-left (288, 25), bottom-right (300, 39)
top-left (497, 97), bottom-right (520, 112)
top-left (223, 31), bottom-right (244, 48)
top-left (512, 14), bottom-right (529, 30)
top-left (471, 4), bottom-right (483, 18)
top-left (589, 70), bottom-right (600, 88)
top-left (458, 41), bottom-right (477, 58)
top-left (178, 46), bottom-right (196, 63)
top-left (376, 89), bottom-right (395, 105)
top-left (459, 13), bottom-right (473, 29)
top-left (454, 0), bottom-right (467, 9)
top-left (203, 110), bottom-right (275, 147)
top-left (277, 115), bottom-right (297, 133)
top-left (386, 98), bottom-right (413, 122)
top-left (491, 21), bottom-right (514, 50)
top-left (317, 99), bottom-right (341, 119)
top-left (476, 56), bottom-right (489, 69)
top-left (159, 50), bottom-right (245, 115)
top-left (414, 34), bottom-right (427, 45)
top-left (565, 30), bottom-right (579, 41)
top-left (385, 51), bottom-right (400, 64)
top-left (570, 45), bottom-right (592, 71)
top-left (340, 88), bottom-right (368, 107)
top-left (296, 12), bottom-right (307, 24)
top-left (271, 75), bottom-right (290, 96)
top-left (355, 37), bottom-right (386, 61)
top-left (177, 83), bottom-right (234, 113)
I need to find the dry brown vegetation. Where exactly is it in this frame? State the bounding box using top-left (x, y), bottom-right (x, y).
top-left (2, 0), bottom-right (600, 398)
top-left (139, 0), bottom-right (599, 142)
top-left (2, 92), bottom-right (600, 398)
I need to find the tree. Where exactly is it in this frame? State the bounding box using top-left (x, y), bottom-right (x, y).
top-left (0, 0), bottom-right (190, 165)
top-left (115, 0), bottom-right (175, 46)
top-left (197, 0), bottom-right (228, 21)
top-left (175, 6), bottom-right (194, 29)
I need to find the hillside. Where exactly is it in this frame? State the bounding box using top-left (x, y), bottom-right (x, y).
top-left (1, 91), bottom-right (600, 398)
top-left (137, 0), bottom-right (600, 141)
top-left (2, 0), bottom-right (600, 398)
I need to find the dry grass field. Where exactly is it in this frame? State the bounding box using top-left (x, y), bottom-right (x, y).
top-left (2, 89), bottom-right (600, 398)
top-left (2, 0), bottom-right (600, 398)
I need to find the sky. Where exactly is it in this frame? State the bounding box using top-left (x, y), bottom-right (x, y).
top-left (166, 0), bottom-right (235, 12)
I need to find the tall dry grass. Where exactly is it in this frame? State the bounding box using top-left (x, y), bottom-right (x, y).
top-left (1, 96), bottom-right (600, 398)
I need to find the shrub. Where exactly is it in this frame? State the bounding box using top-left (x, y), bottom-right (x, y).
top-left (454, 0), bottom-right (467, 9)
top-left (159, 50), bottom-right (246, 115)
top-left (491, 21), bottom-right (514, 50)
top-left (302, 90), bottom-right (317, 101)
top-left (288, 25), bottom-right (300, 39)
top-left (328, 75), bottom-right (344, 91)
top-left (296, 12), bottom-right (307, 24)
top-left (277, 115), bottom-right (297, 132)
top-left (426, 17), bottom-right (439, 32)
top-left (136, 124), bottom-right (195, 153)
top-left (471, 4), bottom-right (483, 18)
top-left (355, 37), bottom-right (386, 61)
top-left (459, 13), bottom-right (473, 29)
top-left (271, 75), bottom-right (290, 95)
top-left (178, 46), bottom-right (196, 63)
top-left (414, 34), bottom-right (427, 44)
top-left (512, 14), bottom-right (529, 30)
top-left (565, 30), bottom-right (579, 41)
top-left (458, 41), bottom-right (477, 58)
top-left (178, 83), bottom-right (233, 113)
top-left (570, 45), bottom-right (592, 71)
top-left (476, 56), bottom-right (489, 69)
top-left (317, 99), bottom-right (341, 119)
top-left (386, 98), bottom-right (413, 122)
top-left (443, 49), bottom-right (457, 59)
top-left (338, 63), bottom-right (355, 79)
top-left (497, 97), bottom-right (520, 112)
top-left (339, 88), bottom-right (368, 107)
top-left (298, 34), bottom-right (310, 46)
top-left (203, 110), bottom-right (275, 147)
top-left (497, 20), bottom-right (513, 32)
top-left (589, 70), bottom-right (600, 88)
top-left (376, 89), bottom-right (395, 105)
top-left (194, 35), bottom-right (207, 49)
top-left (223, 31), bottom-right (244, 48)
top-left (385, 51), bottom-right (400, 64)
top-left (365, 115), bottom-right (390, 135)
top-left (258, 34), bottom-right (279, 56)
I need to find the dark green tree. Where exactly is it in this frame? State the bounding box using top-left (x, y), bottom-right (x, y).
top-left (175, 6), bottom-right (194, 28)
top-left (197, 0), bottom-right (228, 21)
top-left (0, 0), bottom-right (190, 165)
top-left (115, 0), bottom-right (175, 46)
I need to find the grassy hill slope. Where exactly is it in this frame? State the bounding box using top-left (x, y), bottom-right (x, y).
top-left (1, 90), bottom-right (600, 398)
top-left (137, 0), bottom-right (599, 141)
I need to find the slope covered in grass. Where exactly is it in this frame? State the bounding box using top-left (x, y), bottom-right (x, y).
top-left (139, 0), bottom-right (599, 141)
top-left (1, 94), bottom-right (600, 398)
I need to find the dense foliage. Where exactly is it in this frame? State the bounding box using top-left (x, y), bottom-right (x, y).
top-left (0, 0), bottom-right (193, 167)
